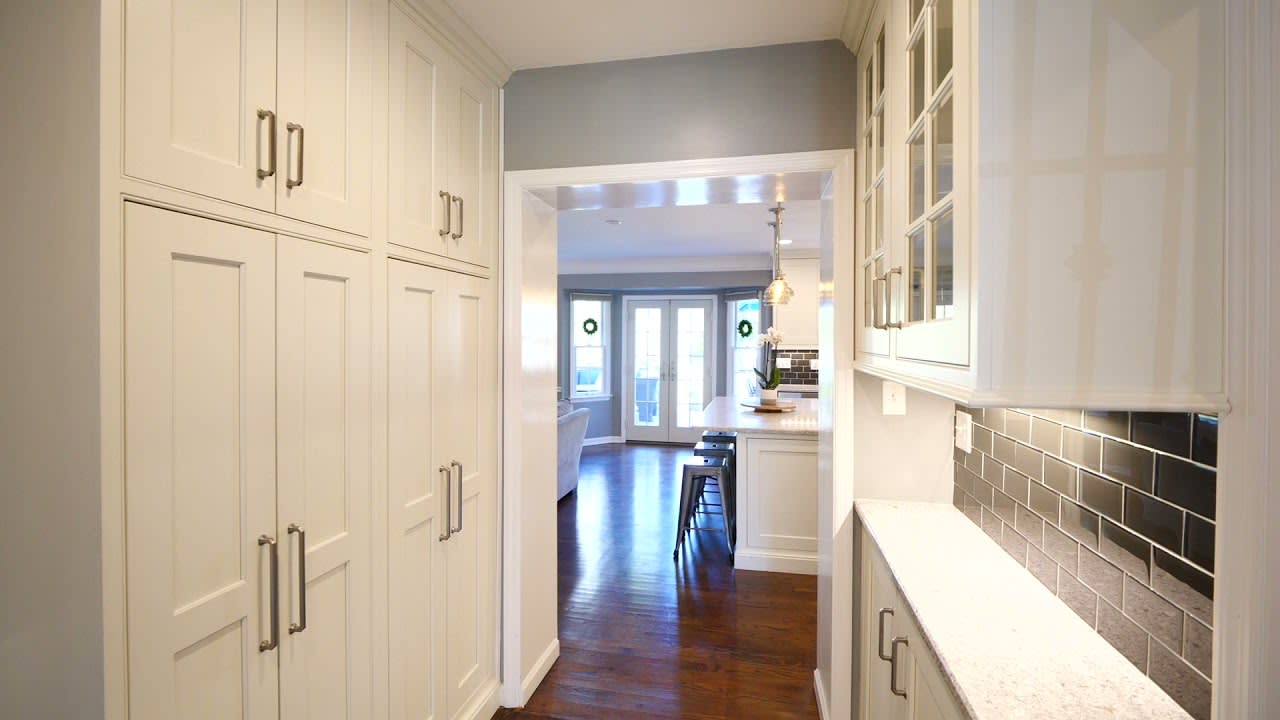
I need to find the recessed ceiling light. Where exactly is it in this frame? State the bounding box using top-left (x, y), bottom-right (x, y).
top-left (604, 219), bottom-right (622, 226)
top-left (780, 238), bottom-right (794, 245)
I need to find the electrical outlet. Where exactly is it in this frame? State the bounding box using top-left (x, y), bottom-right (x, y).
top-left (776, 357), bottom-right (792, 369)
top-left (882, 381), bottom-right (906, 415)
top-left (955, 410), bottom-right (973, 453)
top-left (809, 359), bottom-right (820, 370)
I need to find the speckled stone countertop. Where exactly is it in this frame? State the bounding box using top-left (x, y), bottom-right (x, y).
top-left (692, 397), bottom-right (819, 436)
top-left (856, 500), bottom-right (1191, 720)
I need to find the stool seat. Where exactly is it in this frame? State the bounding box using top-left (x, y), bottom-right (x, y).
top-left (694, 441), bottom-right (732, 456)
top-left (701, 431), bottom-right (738, 442)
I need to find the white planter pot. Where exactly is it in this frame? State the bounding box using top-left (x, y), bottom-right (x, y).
top-left (759, 388), bottom-right (779, 405)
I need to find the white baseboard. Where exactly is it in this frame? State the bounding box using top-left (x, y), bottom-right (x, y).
top-left (733, 548), bottom-right (819, 575)
top-left (457, 678), bottom-right (501, 720)
top-left (813, 669), bottom-right (830, 720)
top-left (519, 638), bottom-right (561, 706)
top-left (583, 436), bottom-right (624, 447)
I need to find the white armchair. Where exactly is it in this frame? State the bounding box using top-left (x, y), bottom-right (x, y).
top-left (557, 407), bottom-right (591, 500)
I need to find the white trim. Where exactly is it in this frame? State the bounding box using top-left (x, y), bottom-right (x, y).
top-left (559, 254), bottom-right (770, 276)
top-left (518, 638), bottom-right (560, 707)
top-left (583, 436), bottom-right (624, 447)
top-left (568, 394), bottom-right (612, 403)
top-left (453, 678), bottom-right (503, 720)
top-left (396, 0), bottom-right (511, 85)
top-left (732, 548), bottom-right (818, 575)
top-left (1215, 1), bottom-right (1278, 717)
top-left (501, 149), bottom-right (855, 707)
top-left (567, 293), bottom-right (611, 400)
top-left (813, 669), bottom-right (831, 720)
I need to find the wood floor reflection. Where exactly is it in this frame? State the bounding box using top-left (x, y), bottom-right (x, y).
top-left (495, 443), bottom-right (819, 720)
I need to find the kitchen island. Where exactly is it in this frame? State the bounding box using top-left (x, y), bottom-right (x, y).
top-left (693, 397), bottom-right (819, 575)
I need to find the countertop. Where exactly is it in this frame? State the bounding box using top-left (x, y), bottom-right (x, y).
top-left (856, 500), bottom-right (1191, 720)
top-left (692, 396), bottom-right (819, 436)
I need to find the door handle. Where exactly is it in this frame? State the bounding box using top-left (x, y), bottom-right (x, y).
top-left (877, 608), bottom-right (894, 661)
top-left (886, 266), bottom-right (904, 329)
top-left (258, 535), bottom-right (279, 652)
top-left (257, 109), bottom-right (276, 179)
top-left (451, 461), bottom-right (464, 534)
top-left (438, 465), bottom-right (453, 541)
top-left (439, 191), bottom-right (452, 238)
top-left (451, 196), bottom-right (464, 240)
top-left (890, 636), bottom-right (909, 698)
top-left (287, 524), bottom-right (307, 635)
top-left (286, 122), bottom-right (305, 189)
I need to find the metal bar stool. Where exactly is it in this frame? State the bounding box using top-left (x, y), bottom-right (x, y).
top-left (694, 441), bottom-right (737, 549)
top-left (674, 456), bottom-right (733, 563)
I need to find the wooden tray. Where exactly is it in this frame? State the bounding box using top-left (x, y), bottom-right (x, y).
top-left (740, 400), bottom-right (797, 413)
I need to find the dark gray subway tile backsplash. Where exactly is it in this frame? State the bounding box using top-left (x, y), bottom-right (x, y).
top-left (953, 406), bottom-right (1216, 720)
top-left (772, 348), bottom-right (819, 386)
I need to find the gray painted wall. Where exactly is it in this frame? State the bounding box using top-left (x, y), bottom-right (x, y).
top-left (505, 40), bottom-right (858, 171)
top-left (0, 2), bottom-right (104, 718)
top-left (559, 273), bottom-right (768, 440)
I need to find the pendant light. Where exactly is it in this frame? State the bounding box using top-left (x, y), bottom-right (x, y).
top-left (763, 203), bottom-right (794, 305)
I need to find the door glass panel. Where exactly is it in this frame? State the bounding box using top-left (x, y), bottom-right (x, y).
top-left (674, 307), bottom-right (706, 428)
top-left (932, 211), bottom-right (955, 320)
top-left (934, 95), bottom-right (954, 201)
top-left (910, 35), bottom-right (926, 121)
top-left (632, 307), bottom-right (662, 426)
top-left (909, 229), bottom-right (926, 323)
top-left (909, 131), bottom-right (926, 220)
top-left (936, 0), bottom-right (954, 87)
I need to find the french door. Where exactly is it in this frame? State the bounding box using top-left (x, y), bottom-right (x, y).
top-left (625, 298), bottom-right (715, 444)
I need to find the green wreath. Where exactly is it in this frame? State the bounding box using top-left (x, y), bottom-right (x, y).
top-left (737, 319), bottom-right (754, 339)
top-left (582, 318), bottom-right (599, 336)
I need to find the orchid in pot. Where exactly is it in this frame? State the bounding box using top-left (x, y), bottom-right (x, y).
top-left (754, 326), bottom-right (784, 404)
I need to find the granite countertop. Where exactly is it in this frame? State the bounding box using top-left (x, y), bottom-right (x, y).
top-left (692, 397), bottom-right (819, 436)
top-left (856, 500), bottom-right (1192, 720)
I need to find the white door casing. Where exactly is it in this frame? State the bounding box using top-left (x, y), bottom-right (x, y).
top-left (123, 203), bottom-right (279, 719)
top-left (276, 237), bottom-right (373, 720)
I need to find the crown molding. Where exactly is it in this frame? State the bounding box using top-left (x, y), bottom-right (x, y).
top-left (399, 0), bottom-right (513, 86)
top-left (840, 0), bottom-right (873, 53)
top-left (558, 254), bottom-right (770, 276)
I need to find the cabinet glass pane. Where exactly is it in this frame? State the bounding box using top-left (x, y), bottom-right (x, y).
top-left (875, 115), bottom-right (884, 173)
top-left (864, 132), bottom-right (873, 191)
top-left (632, 307), bottom-right (662, 426)
top-left (876, 30), bottom-right (885, 97)
top-left (932, 211), bottom-right (955, 320)
top-left (874, 185), bottom-right (884, 251)
top-left (910, 35), bottom-right (926, 121)
top-left (910, 0), bottom-right (925, 27)
top-left (909, 228), bottom-right (926, 323)
top-left (863, 195), bottom-right (874, 259)
top-left (935, 0), bottom-right (954, 87)
top-left (934, 96), bottom-right (954, 201)
top-left (909, 131), bottom-right (926, 220)
top-left (864, 264), bottom-right (874, 328)
top-left (864, 62), bottom-right (874, 119)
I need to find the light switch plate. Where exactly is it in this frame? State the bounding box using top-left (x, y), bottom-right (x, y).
top-left (955, 410), bottom-right (974, 453)
top-left (776, 357), bottom-right (792, 369)
top-left (809, 359), bottom-right (820, 370)
top-left (882, 380), bottom-right (906, 415)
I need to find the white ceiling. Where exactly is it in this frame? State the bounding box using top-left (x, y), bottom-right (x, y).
top-left (532, 171), bottom-right (829, 212)
top-left (444, 0), bottom-right (850, 70)
top-left (558, 200), bottom-right (821, 269)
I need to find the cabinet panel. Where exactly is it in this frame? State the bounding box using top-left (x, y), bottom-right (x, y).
top-left (276, 237), bottom-right (372, 720)
top-left (863, 547), bottom-right (909, 720)
top-left (388, 259), bottom-right (451, 720)
top-left (123, 203), bottom-right (278, 720)
top-left (389, 3), bottom-right (450, 255)
top-left (774, 257), bottom-right (820, 349)
top-left (276, 0), bottom-right (373, 236)
top-left (445, 64), bottom-right (495, 268)
top-left (743, 438), bottom-right (819, 553)
top-left (124, 0), bottom-right (277, 210)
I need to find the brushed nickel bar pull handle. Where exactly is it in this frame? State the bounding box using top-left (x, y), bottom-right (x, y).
top-left (886, 267), bottom-right (904, 329)
top-left (286, 122), bottom-right (304, 188)
top-left (258, 535), bottom-right (279, 651)
top-left (872, 274), bottom-right (888, 330)
top-left (890, 636), bottom-right (909, 697)
top-left (451, 460), bottom-right (464, 533)
top-left (439, 191), bottom-right (452, 238)
top-left (877, 608), bottom-right (895, 661)
top-left (257, 109), bottom-right (276, 179)
top-left (287, 524), bottom-right (307, 634)
top-left (451, 196), bottom-right (464, 240)
top-left (438, 465), bottom-right (453, 541)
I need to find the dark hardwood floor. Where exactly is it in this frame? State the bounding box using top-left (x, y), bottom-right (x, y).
top-left (494, 443), bottom-right (819, 720)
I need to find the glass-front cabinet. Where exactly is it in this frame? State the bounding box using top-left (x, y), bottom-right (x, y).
top-left (855, 4), bottom-right (891, 357)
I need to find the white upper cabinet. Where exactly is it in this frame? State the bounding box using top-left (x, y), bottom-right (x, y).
top-left (855, 4), bottom-right (892, 359)
top-left (388, 4), bottom-right (498, 269)
top-left (774, 256), bottom-right (821, 349)
top-left (124, 0), bottom-right (278, 211)
top-left (124, 0), bottom-right (372, 236)
top-left (856, 0), bottom-right (1226, 411)
top-left (275, 0), bottom-right (373, 236)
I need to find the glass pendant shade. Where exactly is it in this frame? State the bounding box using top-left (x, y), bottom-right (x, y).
top-left (764, 276), bottom-right (794, 305)
top-left (764, 203), bottom-right (792, 305)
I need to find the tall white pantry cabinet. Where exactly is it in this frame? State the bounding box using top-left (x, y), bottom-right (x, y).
top-left (100, 1), bottom-right (507, 719)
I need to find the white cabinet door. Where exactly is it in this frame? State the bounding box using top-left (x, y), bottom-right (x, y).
top-left (388, 3), bottom-right (451, 255)
top-left (276, 237), bottom-right (373, 720)
top-left (276, 0), bottom-right (373, 236)
top-left (742, 438), bottom-right (819, 554)
top-left (123, 203), bottom-right (278, 720)
top-left (862, 543), bottom-right (908, 720)
top-left (443, 273), bottom-right (499, 718)
top-left (387, 259), bottom-right (451, 720)
top-left (774, 257), bottom-right (820, 349)
top-left (443, 62), bottom-right (496, 268)
top-left (124, 0), bottom-right (277, 210)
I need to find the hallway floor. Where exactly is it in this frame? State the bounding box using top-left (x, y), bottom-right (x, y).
top-left (495, 443), bottom-right (819, 720)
